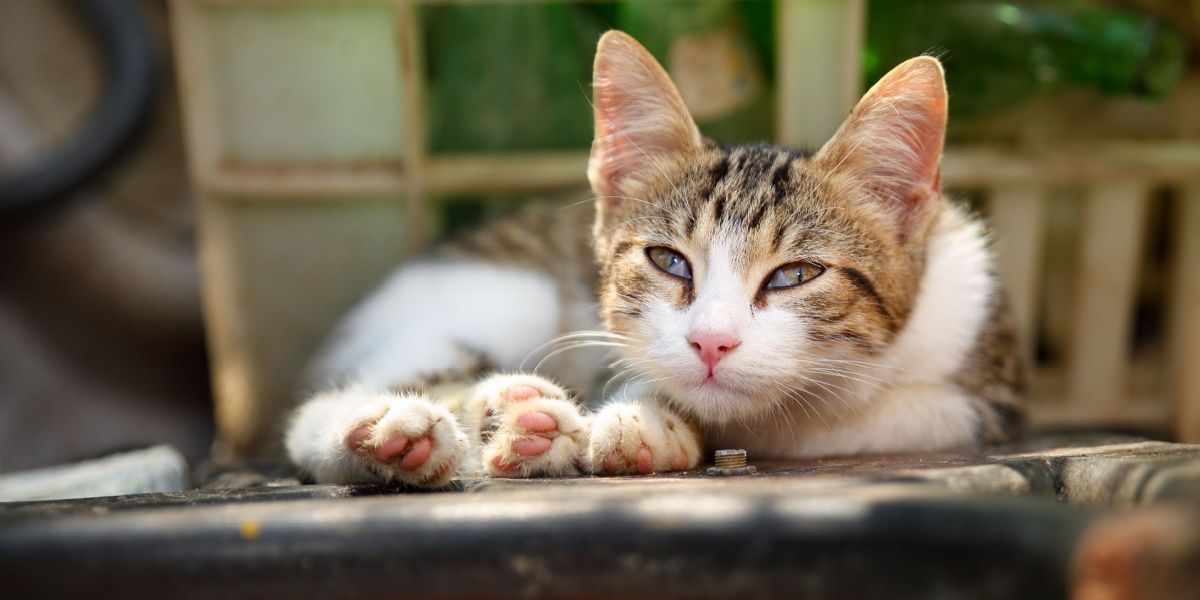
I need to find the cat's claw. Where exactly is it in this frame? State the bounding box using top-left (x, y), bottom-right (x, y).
top-left (466, 374), bottom-right (589, 477)
top-left (589, 401), bottom-right (701, 475)
top-left (343, 394), bottom-right (467, 487)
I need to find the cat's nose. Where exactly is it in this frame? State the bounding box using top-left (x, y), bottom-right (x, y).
top-left (687, 331), bottom-right (741, 369)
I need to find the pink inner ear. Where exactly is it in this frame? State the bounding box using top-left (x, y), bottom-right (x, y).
top-left (591, 91), bottom-right (630, 191)
top-left (587, 31), bottom-right (701, 200)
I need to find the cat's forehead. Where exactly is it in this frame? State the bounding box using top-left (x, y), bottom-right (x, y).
top-left (637, 142), bottom-right (858, 259)
top-left (696, 143), bottom-right (814, 224)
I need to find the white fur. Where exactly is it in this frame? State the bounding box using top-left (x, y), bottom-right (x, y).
top-left (309, 261), bottom-right (565, 388)
top-left (285, 386), bottom-right (467, 486)
top-left (713, 205), bottom-right (995, 456)
top-left (589, 398), bottom-right (702, 474)
top-left (289, 260), bottom-right (607, 483)
top-left (466, 373), bottom-right (589, 477)
top-left (620, 236), bottom-right (808, 424)
top-left (288, 206), bottom-right (995, 482)
top-left (286, 36), bottom-right (993, 486)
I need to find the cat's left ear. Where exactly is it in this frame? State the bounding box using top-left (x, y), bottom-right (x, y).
top-left (589, 31), bottom-right (703, 204)
top-left (816, 56), bottom-right (947, 236)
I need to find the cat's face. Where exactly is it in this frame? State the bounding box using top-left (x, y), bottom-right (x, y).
top-left (589, 32), bottom-right (948, 425)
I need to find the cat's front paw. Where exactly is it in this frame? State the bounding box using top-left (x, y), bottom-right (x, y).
top-left (589, 401), bottom-right (701, 475)
top-left (344, 393), bottom-right (468, 487)
top-left (466, 374), bottom-right (589, 477)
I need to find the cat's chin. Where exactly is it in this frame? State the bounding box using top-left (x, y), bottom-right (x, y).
top-left (659, 376), bottom-right (771, 425)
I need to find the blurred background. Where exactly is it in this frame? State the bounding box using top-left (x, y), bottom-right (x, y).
top-left (1, 0), bottom-right (1198, 478)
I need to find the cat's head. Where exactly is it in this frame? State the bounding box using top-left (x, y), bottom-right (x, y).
top-left (589, 31), bottom-right (948, 424)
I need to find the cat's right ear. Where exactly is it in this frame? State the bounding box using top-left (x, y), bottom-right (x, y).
top-left (588, 31), bottom-right (702, 205)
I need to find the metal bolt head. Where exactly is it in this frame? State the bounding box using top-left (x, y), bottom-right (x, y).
top-left (707, 449), bottom-right (756, 476)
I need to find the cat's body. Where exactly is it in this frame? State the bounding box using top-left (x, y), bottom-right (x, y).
top-left (286, 32), bottom-right (1022, 486)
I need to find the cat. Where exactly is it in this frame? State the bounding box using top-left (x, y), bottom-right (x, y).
top-left (285, 30), bottom-right (1023, 487)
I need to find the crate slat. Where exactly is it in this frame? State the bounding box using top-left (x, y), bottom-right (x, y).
top-left (1171, 184), bottom-right (1200, 441)
top-left (1065, 182), bottom-right (1151, 414)
top-left (775, 0), bottom-right (863, 149)
top-left (986, 185), bottom-right (1046, 364)
top-left (169, 0), bottom-right (222, 181)
top-left (394, 0), bottom-right (431, 249)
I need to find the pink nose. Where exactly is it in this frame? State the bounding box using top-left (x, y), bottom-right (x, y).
top-left (688, 332), bottom-right (741, 369)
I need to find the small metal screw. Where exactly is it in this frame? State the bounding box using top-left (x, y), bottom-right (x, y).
top-left (707, 449), bottom-right (756, 476)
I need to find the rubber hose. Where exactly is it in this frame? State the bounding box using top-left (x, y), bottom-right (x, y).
top-left (0, 0), bottom-right (157, 217)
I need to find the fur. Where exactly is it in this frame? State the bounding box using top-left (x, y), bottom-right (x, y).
top-left (284, 31), bottom-right (1023, 486)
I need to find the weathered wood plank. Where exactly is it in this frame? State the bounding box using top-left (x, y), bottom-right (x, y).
top-left (1171, 184), bottom-right (1200, 442)
top-left (1065, 182), bottom-right (1151, 414)
top-left (987, 185), bottom-right (1046, 365)
top-left (775, 0), bottom-right (864, 149)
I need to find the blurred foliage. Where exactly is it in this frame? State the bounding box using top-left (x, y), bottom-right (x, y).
top-left (421, 0), bottom-right (1190, 230)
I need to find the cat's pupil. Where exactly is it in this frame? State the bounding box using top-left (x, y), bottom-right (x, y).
top-left (766, 262), bottom-right (822, 290)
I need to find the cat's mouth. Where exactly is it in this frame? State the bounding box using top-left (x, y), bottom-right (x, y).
top-left (694, 372), bottom-right (738, 394)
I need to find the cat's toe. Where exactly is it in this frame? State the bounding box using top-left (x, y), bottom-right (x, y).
top-left (481, 397), bottom-right (589, 478)
top-left (368, 433), bottom-right (409, 462)
top-left (468, 374), bottom-right (569, 431)
top-left (511, 436), bottom-right (554, 456)
top-left (516, 410), bottom-right (558, 433)
top-left (503, 385), bottom-right (546, 402)
top-left (589, 402), bottom-right (700, 476)
top-left (344, 394), bottom-right (467, 486)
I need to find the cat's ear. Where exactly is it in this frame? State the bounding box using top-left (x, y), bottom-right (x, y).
top-left (816, 56), bottom-right (947, 236)
top-left (588, 30), bottom-right (703, 203)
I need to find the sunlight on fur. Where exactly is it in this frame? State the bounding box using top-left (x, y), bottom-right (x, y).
top-left (286, 30), bottom-right (1022, 487)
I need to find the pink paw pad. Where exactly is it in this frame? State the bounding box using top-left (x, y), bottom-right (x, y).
top-left (516, 411), bottom-right (558, 433)
top-left (670, 448), bottom-right (688, 471)
top-left (348, 423), bottom-right (434, 471)
top-left (635, 447), bottom-right (654, 474)
top-left (347, 425), bottom-right (372, 451)
top-left (492, 455), bottom-right (520, 473)
top-left (512, 436), bottom-right (553, 457)
top-left (503, 385), bottom-right (541, 402)
top-left (399, 437), bottom-right (433, 470)
top-left (373, 436), bottom-right (410, 462)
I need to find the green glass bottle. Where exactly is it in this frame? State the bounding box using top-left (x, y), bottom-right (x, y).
top-left (864, 0), bottom-right (1187, 117)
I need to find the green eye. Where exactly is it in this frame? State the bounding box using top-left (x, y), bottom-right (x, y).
top-left (765, 262), bottom-right (824, 289)
top-left (647, 247), bottom-right (692, 279)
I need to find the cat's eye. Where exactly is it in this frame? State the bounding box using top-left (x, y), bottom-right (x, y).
top-left (647, 247), bottom-right (692, 279)
top-left (765, 262), bottom-right (824, 290)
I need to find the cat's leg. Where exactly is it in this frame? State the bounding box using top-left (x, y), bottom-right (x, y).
top-left (288, 261), bottom-right (570, 485)
top-left (286, 386), bottom-right (468, 486)
top-left (588, 398), bottom-right (703, 475)
top-left (462, 373), bottom-right (590, 477)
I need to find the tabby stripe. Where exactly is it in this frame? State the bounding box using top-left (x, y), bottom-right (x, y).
top-left (712, 193), bottom-right (727, 224)
top-left (840, 268), bottom-right (896, 330)
top-left (705, 156), bottom-right (730, 202)
top-left (771, 222), bottom-right (788, 252)
top-left (808, 330), bottom-right (876, 352)
top-left (611, 241), bottom-right (635, 258)
top-left (770, 160), bottom-right (792, 203)
top-left (746, 200), bottom-right (769, 230)
top-left (614, 308), bottom-right (643, 319)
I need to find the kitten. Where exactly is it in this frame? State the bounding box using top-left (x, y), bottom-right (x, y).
top-left (285, 31), bottom-right (1023, 487)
